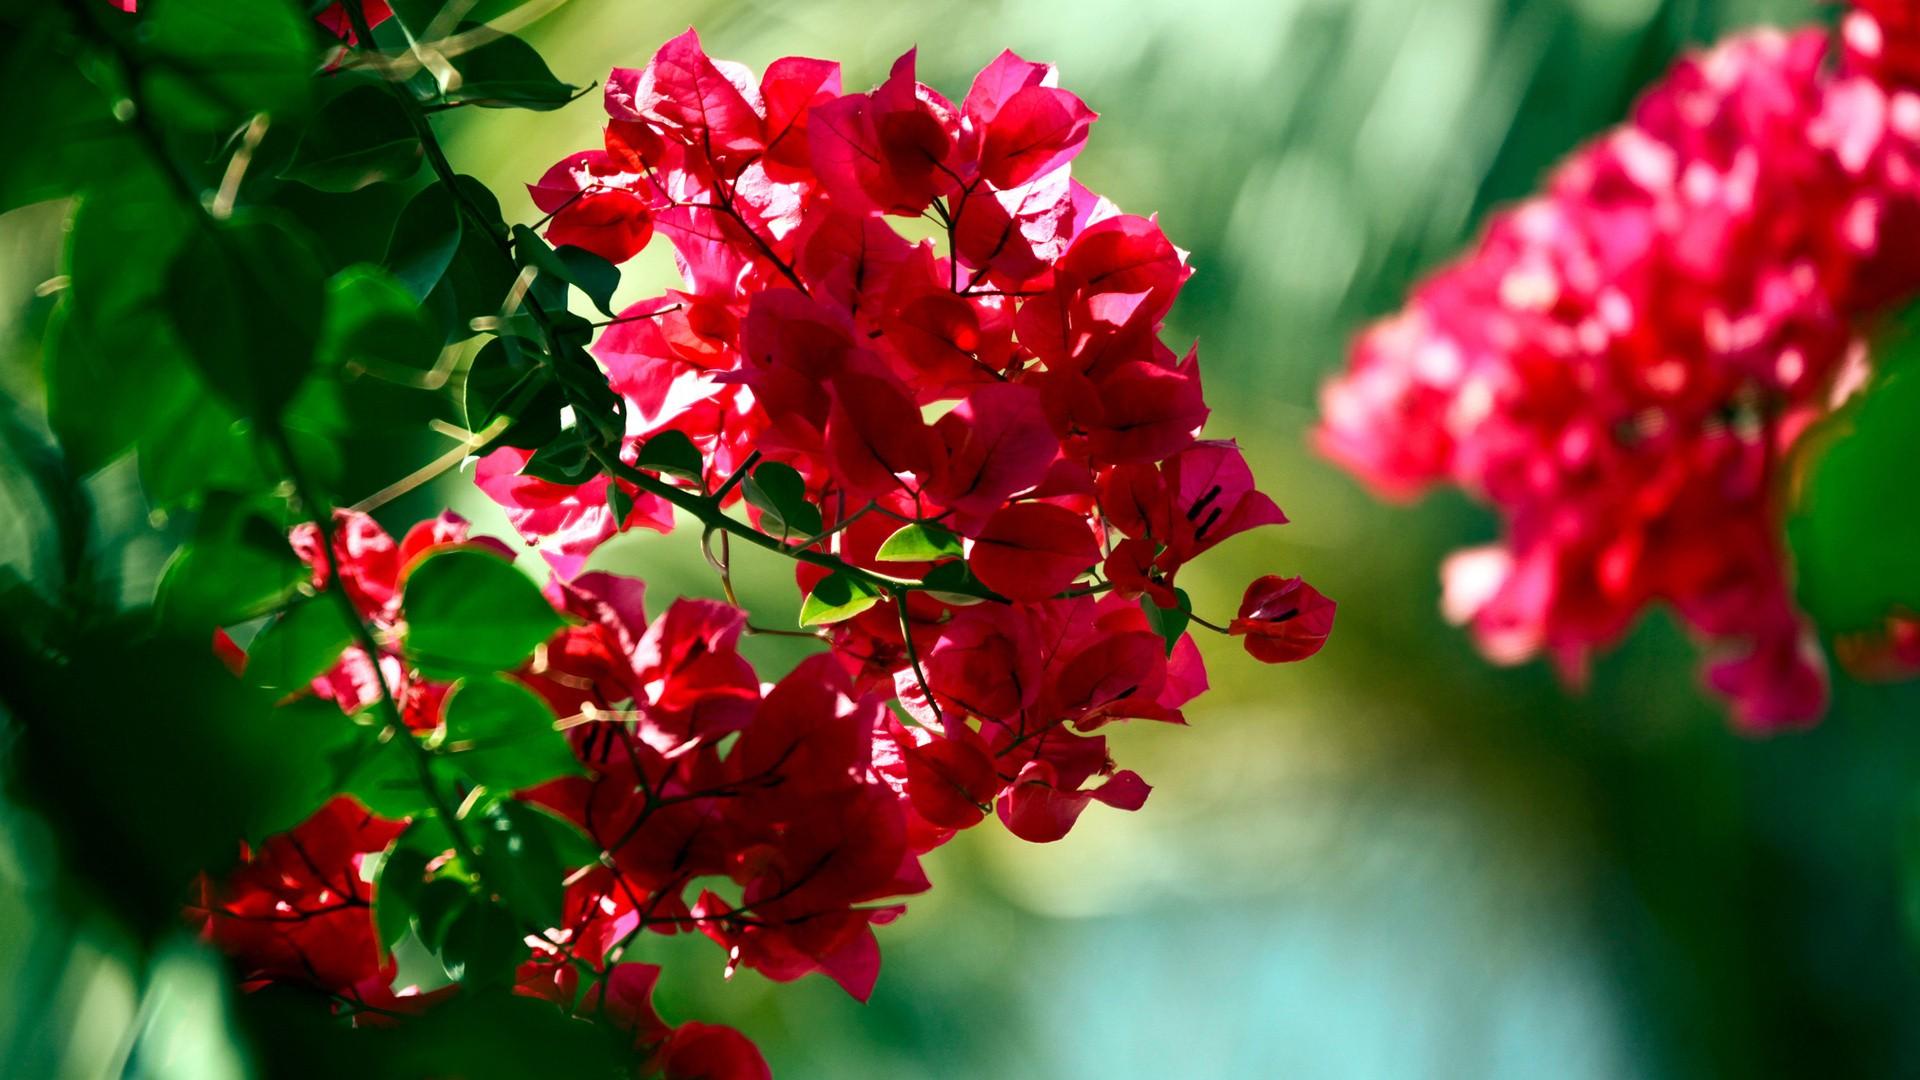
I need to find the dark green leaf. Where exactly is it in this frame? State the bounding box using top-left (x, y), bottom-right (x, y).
top-left (607, 481), bottom-right (632, 524)
top-left (413, 877), bottom-right (472, 954)
top-left (635, 429), bottom-right (702, 482)
top-left (511, 224), bottom-right (619, 317)
top-left (385, 182), bottom-right (464, 301)
top-left (743, 461), bottom-right (822, 539)
top-left (375, 841), bottom-right (431, 952)
top-left (284, 83), bottom-right (421, 192)
top-left (245, 595), bottom-right (356, 692)
top-left (463, 338), bottom-right (564, 449)
top-left (165, 212), bottom-right (326, 418)
top-left (439, 28), bottom-right (583, 111)
top-left (0, 622), bottom-right (353, 931)
top-left (403, 548), bottom-right (563, 677)
top-left (799, 571), bottom-right (884, 626)
top-left (440, 675), bottom-right (583, 790)
top-left (918, 559), bottom-right (990, 606)
top-left (439, 897), bottom-right (521, 987)
top-left (876, 522), bottom-right (963, 562)
top-left (520, 426), bottom-right (598, 485)
top-left (1141, 587), bottom-right (1194, 656)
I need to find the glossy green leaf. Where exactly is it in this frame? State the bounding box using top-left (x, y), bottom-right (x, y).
top-left (402, 549), bottom-right (563, 677)
top-left (165, 212), bottom-right (326, 418)
top-left (743, 461), bottom-right (822, 539)
top-left (440, 675), bottom-right (583, 790)
top-left (635, 430), bottom-right (703, 482)
top-left (799, 571), bottom-right (884, 626)
top-left (876, 522), bottom-right (964, 562)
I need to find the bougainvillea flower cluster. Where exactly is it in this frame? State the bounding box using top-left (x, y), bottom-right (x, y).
top-left (191, 33), bottom-right (1330, 1076)
top-left (1320, 5), bottom-right (1920, 728)
top-left (494, 32), bottom-right (1331, 813)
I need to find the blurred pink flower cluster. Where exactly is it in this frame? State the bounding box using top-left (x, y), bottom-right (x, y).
top-left (1320, 5), bottom-right (1920, 728)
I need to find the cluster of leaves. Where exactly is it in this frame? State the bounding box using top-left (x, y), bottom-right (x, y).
top-left (0, 1), bottom-right (1331, 1075)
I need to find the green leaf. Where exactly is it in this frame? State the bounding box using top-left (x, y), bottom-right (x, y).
top-left (439, 675), bottom-right (583, 790)
top-left (1141, 587), bottom-right (1194, 656)
top-left (471, 798), bottom-right (572, 930)
top-left (918, 559), bottom-right (989, 606)
top-left (320, 265), bottom-right (442, 373)
top-left (549, 339), bottom-right (624, 444)
top-left (522, 803), bottom-right (601, 870)
top-left (375, 841), bottom-right (431, 952)
top-left (439, 28), bottom-right (583, 111)
top-left (520, 426), bottom-right (598, 485)
top-left (141, 0), bottom-right (315, 131)
top-left (44, 298), bottom-right (196, 476)
top-left (511, 224), bottom-right (619, 317)
top-left (799, 571), bottom-right (884, 626)
top-left (439, 898), bottom-right (520, 987)
top-left (373, 812), bottom-right (461, 951)
top-left (607, 482), bottom-right (632, 524)
top-left (635, 429), bottom-right (703, 482)
top-left (155, 496), bottom-right (306, 627)
top-left (463, 338), bottom-right (564, 450)
top-left (48, 169), bottom-right (197, 472)
top-left (412, 877), bottom-right (472, 954)
top-left (743, 461), bottom-right (822, 539)
top-left (0, 28), bottom-right (127, 213)
top-left (136, 394), bottom-right (277, 509)
top-left (402, 549), bottom-right (563, 677)
top-left (876, 522), bottom-right (964, 562)
top-left (384, 182), bottom-right (464, 301)
top-left (284, 83), bottom-right (422, 192)
top-left (337, 729), bottom-right (434, 819)
top-left (245, 596), bottom-right (356, 693)
top-left (165, 212), bottom-right (326, 418)
top-left (1790, 331), bottom-right (1920, 633)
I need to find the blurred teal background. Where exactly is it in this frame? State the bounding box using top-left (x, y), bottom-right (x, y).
top-left (10, 0), bottom-right (1920, 1076)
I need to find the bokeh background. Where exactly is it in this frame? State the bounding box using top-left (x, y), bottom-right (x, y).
top-left (9, 0), bottom-right (1920, 1076)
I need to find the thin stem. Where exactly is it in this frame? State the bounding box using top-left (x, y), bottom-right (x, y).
top-left (893, 588), bottom-right (943, 727)
top-left (1188, 612), bottom-right (1232, 635)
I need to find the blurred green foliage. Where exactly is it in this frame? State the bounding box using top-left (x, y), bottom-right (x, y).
top-left (7, 0), bottom-right (1920, 1077)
